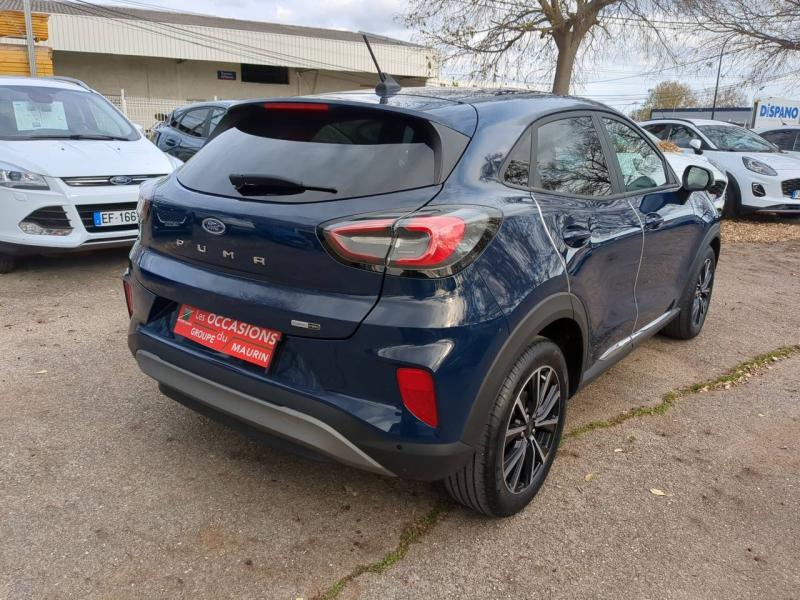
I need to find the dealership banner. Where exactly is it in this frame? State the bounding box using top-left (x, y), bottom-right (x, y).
top-left (753, 97), bottom-right (800, 128)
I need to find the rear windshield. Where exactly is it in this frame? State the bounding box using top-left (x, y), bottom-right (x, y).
top-left (0, 85), bottom-right (138, 141)
top-left (177, 104), bottom-right (440, 203)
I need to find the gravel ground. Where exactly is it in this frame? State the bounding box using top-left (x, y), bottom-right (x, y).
top-left (722, 214), bottom-right (800, 243)
top-left (1, 228), bottom-right (798, 599)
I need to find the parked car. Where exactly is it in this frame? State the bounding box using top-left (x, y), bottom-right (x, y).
top-left (647, 132), bottom-right (728, 213)
top-left (640, 118), bottom-right (800, 217)
top-left (756, 125), bottom-right (800, 159)
top-left (124, 90), bottom-right (720, 517)
top-left (151, 100), bottom-right (237, 162)
top-left (0, 76), bottom-right (181, 273)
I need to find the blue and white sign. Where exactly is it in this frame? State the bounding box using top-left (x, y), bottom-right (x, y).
top-left (753, 97), bottom-right (800, 128)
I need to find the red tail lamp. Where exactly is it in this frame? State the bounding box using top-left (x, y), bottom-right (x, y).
top-left (123, 280), bottom-right (134, 317)
top-left (396, 368), bottom-right (438, 428)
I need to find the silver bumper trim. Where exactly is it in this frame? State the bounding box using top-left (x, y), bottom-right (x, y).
top-left (135, 351), bottom-right (393, 476)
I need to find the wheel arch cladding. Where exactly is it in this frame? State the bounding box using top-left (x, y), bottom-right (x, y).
top-left (461, 292), bottom-right (587, 446)
top-left (710, 235), bottom-right (721, 262)
top-left (538, 318), bottom-right (583, 397)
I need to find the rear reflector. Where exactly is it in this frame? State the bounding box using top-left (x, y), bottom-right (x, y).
top-left (396, 368), bottom-right (438, 428)
top-left (263, 102), bottom-right (329, 111)
top-left (123, 280), bottom-right (134, 317)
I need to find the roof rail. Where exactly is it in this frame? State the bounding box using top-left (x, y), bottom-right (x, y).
top-left (647, 117), bottom-right (696, 125)
top-left (48, 76), bottom-right (93, 91)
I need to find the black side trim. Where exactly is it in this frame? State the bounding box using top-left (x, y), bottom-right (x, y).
top-left (460, 292), bottom-right (587, 446)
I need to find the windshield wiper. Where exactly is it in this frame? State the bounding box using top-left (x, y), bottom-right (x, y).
top-left (29, 134), bottom-right (130, 141)
top-left (229, 174), bottom-right (337, 197)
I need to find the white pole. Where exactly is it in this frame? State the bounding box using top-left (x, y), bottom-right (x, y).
top-left (120, 88), bottom-right (128, 115)
top-left (23, 0), bottom-right (36, 76)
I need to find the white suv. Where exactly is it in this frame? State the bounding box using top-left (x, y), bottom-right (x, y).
top-left (0, 76), bottom-right (181, 273)
top-left (640, 118), bottom-right (800, 217)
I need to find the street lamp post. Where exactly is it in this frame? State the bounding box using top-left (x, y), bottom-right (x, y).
top-left (711, 36), bottom-right (734, 120)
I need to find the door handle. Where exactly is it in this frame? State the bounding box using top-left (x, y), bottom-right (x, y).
top-left (163, 137), bottom-right (177, 147)
top-left (644, 213), bottom-right (664, 230)
top-left (562, 225), bottom-right (592, 248)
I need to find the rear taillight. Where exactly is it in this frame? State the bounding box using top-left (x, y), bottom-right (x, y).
top-left (320, 206), bottom-right (501, 277)
top-left (123, 280), bottom-right (134, 317)
top-left (397, 368), bottom-right (438, 428)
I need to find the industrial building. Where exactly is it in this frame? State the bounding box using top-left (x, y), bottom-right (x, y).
top-left (0, 0), bottom-right (436, 100)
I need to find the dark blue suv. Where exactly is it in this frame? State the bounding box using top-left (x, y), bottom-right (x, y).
top-left (124, 89), bottom-right (720, 516)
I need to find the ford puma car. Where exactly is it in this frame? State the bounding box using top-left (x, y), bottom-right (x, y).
top-left (641, 118), bottom-right (800, 217)
top-left (125, 90), bottom-right (720, 516)
top-left (0, 76), bottom-right (180, 273)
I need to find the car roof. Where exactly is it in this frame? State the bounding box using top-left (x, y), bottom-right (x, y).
top-left (319, 86), bottom-right (608, 109)
top-left (642, 118), bottom-right (739, 127)
top-left (0, 75), bottom-right (90, 91)
top-left (176, 100), bottom-right (238, 111)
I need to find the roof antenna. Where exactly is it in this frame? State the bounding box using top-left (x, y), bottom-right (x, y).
top-left (361, 33), bottom-right (401, 101)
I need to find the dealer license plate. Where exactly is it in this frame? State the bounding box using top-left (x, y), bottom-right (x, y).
top-left (172, 304), bottom-right (282, 369)
top-left (93, 209), bottom-right (138, 227)
top-left (792, 190), bottom-right (800, 199)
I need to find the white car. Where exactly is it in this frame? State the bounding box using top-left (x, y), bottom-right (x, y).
top-left (756, 126), bottom-right (800, 159)
top-left (640, 118), bottom-right (800, 217)
top-left (644, 131), bottom-right (728, 213)
top-left (0, 76), bottom-right (181, 273)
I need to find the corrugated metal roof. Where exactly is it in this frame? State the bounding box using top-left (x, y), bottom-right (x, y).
top-left (0, 0), bottom-right (422, 47)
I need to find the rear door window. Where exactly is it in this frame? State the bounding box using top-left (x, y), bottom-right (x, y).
top-left (667, 124), bottom-right (697, 148)
top-left (178, 103), bottom-right (450, 203)
top-left (532, 117), bottom-right (613, 197)
top-left (176, 108), bottom-right (209, 137)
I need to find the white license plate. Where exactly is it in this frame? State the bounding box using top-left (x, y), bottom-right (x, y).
top-left (93, 209), bottom-right (137, 228)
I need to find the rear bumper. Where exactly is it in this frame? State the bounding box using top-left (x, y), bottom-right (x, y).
top-left (136, 350), bottom-right (394, 475)
top-left (130, 327), bottom-right (476, 481)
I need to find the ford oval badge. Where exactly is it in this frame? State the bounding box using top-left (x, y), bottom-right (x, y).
top-left (201, 217), bottom-right (226, 235)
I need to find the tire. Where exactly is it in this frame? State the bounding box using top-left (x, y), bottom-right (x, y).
top-left (721, 175), bottom-right (741, 219)
top-left (444, 337), bottom-right (568, 517)
top-left (661, 246), bottom-right (716, 340)
top-left (0, 255), bottom-right (16, 274)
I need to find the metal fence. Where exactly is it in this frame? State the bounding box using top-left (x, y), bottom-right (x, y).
top-left (104, 90), bottom-right (209, 132)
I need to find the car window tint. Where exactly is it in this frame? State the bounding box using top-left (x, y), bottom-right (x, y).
top-left (643, 123), bottom-right (669, 139)
top-left (177, 108), bottom-right (208, 137)
top-left (208, 108), bottom-right (226, 135)
top-left (503, 129), bottom-right (531, 187)
top-left (602, 118), bottom-right (668, 192)
top-left (761, 130), bottom-right (796, 151)
top-left (668, 124), bottom-right (696, 148)
top-left (534, 117), bottom-right (612, 196)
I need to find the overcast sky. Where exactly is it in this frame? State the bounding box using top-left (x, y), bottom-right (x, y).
top-left (105, 0), bottom-right (790, 112)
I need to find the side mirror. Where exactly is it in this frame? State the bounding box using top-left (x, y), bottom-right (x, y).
top-left (682, 165), bottom-right (714, 192)
top-left (689, 139), bottom-right (703, 155)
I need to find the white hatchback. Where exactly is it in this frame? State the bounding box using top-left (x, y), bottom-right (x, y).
top-left (640, 118), bottom-right (800, 217)
top-left (0, 76), bottom-right (180, 273)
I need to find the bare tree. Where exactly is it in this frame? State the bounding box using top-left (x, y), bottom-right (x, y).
top-left (404, 0), bottom-right (679, 95)
top-left (682, 0), bottom-right (799, 84)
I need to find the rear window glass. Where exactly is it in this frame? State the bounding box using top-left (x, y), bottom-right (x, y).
top-left (177, 105), bottom-right (440, 202)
